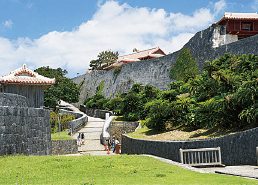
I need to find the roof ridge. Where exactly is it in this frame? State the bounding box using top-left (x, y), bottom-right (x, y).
top-left (119, 46), bottom-right (160, 58)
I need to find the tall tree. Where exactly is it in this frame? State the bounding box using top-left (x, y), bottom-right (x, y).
top-left (35, 66), bottom-right (79, 108)
top-left (90, 50), bottom-right (119, 70)
top-left (170, 47), bottom-right (199, 82)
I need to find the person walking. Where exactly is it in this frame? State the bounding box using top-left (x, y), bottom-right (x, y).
top-left (81, 133), bottom-right (85, 145)
top-left (77, 133), bottom-right (81, 146)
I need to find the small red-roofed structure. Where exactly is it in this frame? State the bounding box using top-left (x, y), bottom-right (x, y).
top-left (0, 64), bottom-right (55, 108)
top-left (216, 12), bottom-right (258, 39)
top-left (102, 47), bottom-right (166, 70)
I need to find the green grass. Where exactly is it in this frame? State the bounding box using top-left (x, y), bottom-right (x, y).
top-left (0, 155), bottom-right (257, 185)
top-left (51, 131), bottom-right (73, 140)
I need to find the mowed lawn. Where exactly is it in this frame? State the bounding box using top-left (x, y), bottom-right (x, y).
top-left (0, 155), bottom-right (257, 185)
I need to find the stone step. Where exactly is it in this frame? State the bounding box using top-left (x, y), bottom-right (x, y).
top-left (79, 139), bottom-right (104, 151)
top-left (85, 122), bottom-right (105, 128)
top-left (83, 132), bottom-right (101, 140)
top-left (81, 127), bottom-right (102, 132)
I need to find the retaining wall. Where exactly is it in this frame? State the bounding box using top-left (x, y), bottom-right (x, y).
top-left (0, 93), bottom-right (52, 156)
top-left (73, 24), bottom-right (258, 107)
top-left (121, 127), bottom-right (258, 166)
top-left (59, 109), bottom-right (88, 135)
top-left (80, 105), bottom-right (112, 119)
top-left (51, 139), bottom-right (78, 155)
top-left (107, 122), bottom-right (139, 143)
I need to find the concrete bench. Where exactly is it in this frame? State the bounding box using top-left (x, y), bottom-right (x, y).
top-left (180, 147), bottom-right (224, 166)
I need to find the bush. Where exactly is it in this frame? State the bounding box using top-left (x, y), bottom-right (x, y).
top-left (50, 112), bottom-right (75, 133)
top-left (170, 47), bottom-right (199, 82)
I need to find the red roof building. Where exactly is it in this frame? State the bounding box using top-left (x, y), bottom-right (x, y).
top-left (0, 64), bottom-right (55, 107)
top-left (216, 12), bottom-right (258, 39)
top-left (102, 47), bottom-right (166, 70)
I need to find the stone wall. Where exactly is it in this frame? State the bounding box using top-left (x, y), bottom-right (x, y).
top-left (59, 109), bottom-right (88, 135)
top-left (121, 127), bottom-right (258, 166)
top-left (107, 122), bottom-right (139, 143)
top-left (0, 93), bottom-right (52, 156)
top-left (73, 24), bottom-right (258, 107)
top-left (80, 105), bottom-right (113, 119)
top-left (51, 139), bottom-right (78, 155)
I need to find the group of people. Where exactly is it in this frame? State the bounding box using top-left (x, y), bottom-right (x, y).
top-left (106, 136), bottom-right (119, 153)
top-left (77, 133), bottom-right (85, 146)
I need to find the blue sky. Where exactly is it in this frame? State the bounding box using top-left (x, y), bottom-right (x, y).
top-left (0, 0), bottom-right (257, 78)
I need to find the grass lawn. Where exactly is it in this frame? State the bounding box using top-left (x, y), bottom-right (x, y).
top-left (0, 155), bottom-right (257, 185)
top-left (51, 131), bottom-right (74, 140)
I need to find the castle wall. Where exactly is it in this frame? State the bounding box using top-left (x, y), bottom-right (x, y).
top-left (0, 93), bottom-right (51, 156)
top-left (73, 24), bottom-right (258, 107)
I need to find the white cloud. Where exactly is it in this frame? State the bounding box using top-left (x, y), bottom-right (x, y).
top-left (251, 0), bottom-right (258, 10)
top-left (214, 0), bottom-right (226, 14)
top-left (0, 0), bottom-right (221, 78)
top-left (2, 20), bottom-right (13, 29)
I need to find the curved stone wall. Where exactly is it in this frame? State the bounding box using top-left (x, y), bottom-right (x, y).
top-left (0, 92), bottom-right (27, 107)
top-left (121, 127), bottom-right (258, 166)
top-left (0, 93), bottom-right (51, 156)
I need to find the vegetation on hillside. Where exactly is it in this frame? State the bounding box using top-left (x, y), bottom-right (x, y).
top-left (83, 52), bottom-right (258, 131)
top-left (35, 66), bottom-right (80, 108)
top-left (170, 47), bottom-right (199, 82)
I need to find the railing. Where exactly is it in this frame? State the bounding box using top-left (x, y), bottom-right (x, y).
top-left (180, 147), bottom-right (222, 166)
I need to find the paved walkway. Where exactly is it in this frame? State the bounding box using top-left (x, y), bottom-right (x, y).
top-left (59, 100), bottom-right (115, 155)
top-left (144, 155), bottom-right (258, 180)
top-left (72, 115), bottom-right (116, 155)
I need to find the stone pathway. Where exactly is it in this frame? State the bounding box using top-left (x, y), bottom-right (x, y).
top-left (59, 100), bottom-right (115, 156)
top-left (72, 116), bottom-right (115, 155)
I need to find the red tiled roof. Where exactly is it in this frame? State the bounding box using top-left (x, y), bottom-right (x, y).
top-left (0, 64), bottom-right (55, 85)
top-left (216, 12), bottom-right (258, 24)
top-left (101, 47), bottom-right (166, 70)
top-left (118, 47), bottom-right (166, 61)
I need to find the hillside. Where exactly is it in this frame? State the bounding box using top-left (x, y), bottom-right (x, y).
top-left (73, 23), bottom-right (258, 107)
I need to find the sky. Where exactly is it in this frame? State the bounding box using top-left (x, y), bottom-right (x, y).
top-left (0, 0), bottom-right (257, 78)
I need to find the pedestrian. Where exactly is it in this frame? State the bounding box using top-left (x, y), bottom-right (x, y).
top-left (81, 133), bottom-right (85, 145)
top-left (107, 137), bottom-right (111, 150)
top-left (77, 133), bottom-right (81, 146)
top-left (114, 139), bottom-right (119, 154)
top-left (112, 138), bottom-right (115, 153)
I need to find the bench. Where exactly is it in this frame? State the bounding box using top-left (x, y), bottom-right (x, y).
top-left (180, 147), bottom-right (224, 166)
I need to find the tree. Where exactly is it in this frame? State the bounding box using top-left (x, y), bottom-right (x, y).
top-left (90, 50), bottom-right (119, 70)
top-left (170, 47), bottom-right (199, 82)
top-left (34, 66), bottom-right (79, 108)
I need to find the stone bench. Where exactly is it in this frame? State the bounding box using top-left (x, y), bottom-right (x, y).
top-left (180, 147), bottom-right (224, 166)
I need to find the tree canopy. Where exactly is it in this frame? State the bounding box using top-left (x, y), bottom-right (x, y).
top-left (170, 47), bottom-right (199, 82)
top-left (35, 66), bottom-right (79, 108)
top-left (90, 50), bottom-right (119, 70)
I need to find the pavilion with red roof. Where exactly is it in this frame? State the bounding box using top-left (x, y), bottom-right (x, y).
top-left (0, 64), bottom-right (55, 108)
top-left (102, 47), bottom-right (166, 70)
top-left (216, 12), bottom-right (258, 39)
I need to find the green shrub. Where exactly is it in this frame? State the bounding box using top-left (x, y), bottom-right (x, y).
top-left (50, 112), bottom-right (75, 133)
top-left (170, 47), bottom-right (199, 82)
